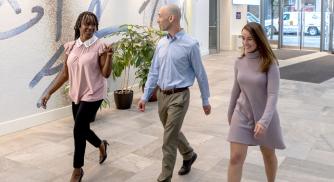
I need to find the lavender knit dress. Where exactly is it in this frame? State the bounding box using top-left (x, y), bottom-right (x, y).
top-left (227, 51), bottom-right (285, 149)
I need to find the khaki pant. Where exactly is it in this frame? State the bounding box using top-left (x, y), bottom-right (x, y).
top-left (157, 89), bottom-right (194, 182)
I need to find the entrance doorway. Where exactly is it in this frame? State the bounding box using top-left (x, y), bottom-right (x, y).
top-left (209, 0), bottom-right (220, 53)
top-left (261, 0), bottom-right (334, 52)
top-left (279, 0), bottom-right (321, 50)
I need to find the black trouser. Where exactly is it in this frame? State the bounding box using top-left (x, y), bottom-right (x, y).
top-left (72, 100), bottom-right (103, 168)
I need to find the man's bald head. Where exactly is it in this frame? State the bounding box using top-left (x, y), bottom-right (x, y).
top-left (165, 4), bottom-right (181, 21)
top-left (157, 4), bottom-right (181, 32)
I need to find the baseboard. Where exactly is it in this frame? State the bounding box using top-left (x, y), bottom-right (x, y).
top-left (201, 48), bottom-right (210, 56)
top-left (0, 85), bottom-right (142, 137)
top-left (221, 45), bottom-right (232, 50)
top-left (201, 48), bottom-right (209, 56)
top-left (0, 105), bottom-right (72, 136)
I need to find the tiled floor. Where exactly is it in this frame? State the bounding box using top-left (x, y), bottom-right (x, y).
top-left (1, 51), bottom-right (334, 181)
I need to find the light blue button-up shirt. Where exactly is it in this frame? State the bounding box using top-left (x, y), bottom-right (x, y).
top-left (142, 30), bottom-right (210, 106)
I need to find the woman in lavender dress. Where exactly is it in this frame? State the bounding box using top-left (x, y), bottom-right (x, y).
top-left (227, 22), bottom-right (285, 182)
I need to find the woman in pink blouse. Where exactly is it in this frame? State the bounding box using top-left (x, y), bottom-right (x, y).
top-left (227, 22), bottom-right (285, 182)
top-left (41, 11), bottom-right (113, 182)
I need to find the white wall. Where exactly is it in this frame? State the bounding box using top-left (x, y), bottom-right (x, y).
top-left (0, 0), bottom-right (209, 135)
top-left (220, 0), bottom-right (247, 50)
top-left (221, 0), bottom-right (232, 50)
top-left (230, 5), bottom-right (247, 35)
top-left (191, 0), bottom-right (209, 55)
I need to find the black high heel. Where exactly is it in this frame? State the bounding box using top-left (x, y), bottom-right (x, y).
top-left (78, 168), bottom-right (84, 182)
top-left (71, 168), bottom-right (84, 182)
top-left (99, 140), bottom-right (109, 164)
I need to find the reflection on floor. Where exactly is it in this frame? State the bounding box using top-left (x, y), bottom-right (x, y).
top-left (0, 51), bottom-right (334, 182)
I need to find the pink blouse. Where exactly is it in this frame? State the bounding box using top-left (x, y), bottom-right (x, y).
top-left (64, 38), bottom-right (107, 104)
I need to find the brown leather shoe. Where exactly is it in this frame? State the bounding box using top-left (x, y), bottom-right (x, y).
top-left (178, 152), bottom-right (197, 175)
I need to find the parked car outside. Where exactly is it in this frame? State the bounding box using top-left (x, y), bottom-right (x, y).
top-left (246, 12), bottom-right (278, 36)
top-left (247, 12), bottom-right (321, 36)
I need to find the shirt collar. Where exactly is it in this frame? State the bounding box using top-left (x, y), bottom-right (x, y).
top-left (167, 29), bottom-right (185, 41)
top-left (76, 35), bottom-right (98, 48)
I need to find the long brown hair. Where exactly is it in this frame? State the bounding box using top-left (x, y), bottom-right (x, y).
top-left (241, 22), bottom-right (278, 72)
top-left (74, 11), bottom-right (99, 40)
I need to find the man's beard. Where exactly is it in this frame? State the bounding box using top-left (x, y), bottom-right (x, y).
top-left (160, 23), bottom-right (171, 31)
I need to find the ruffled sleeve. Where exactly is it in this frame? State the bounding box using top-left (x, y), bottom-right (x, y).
top-left (64, 41), bottom-right (75, 55)
top-left (98, 42), bottom-right (107, 56)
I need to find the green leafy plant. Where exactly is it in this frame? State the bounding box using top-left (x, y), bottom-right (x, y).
top-left (109, 24), bottom-right (165, 91)
top-left (133, 26), bottom-right (165, 88)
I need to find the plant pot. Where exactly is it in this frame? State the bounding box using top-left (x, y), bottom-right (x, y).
top-left (114, 90), bottom-right (133, 109)
top-left (141, 86), bottom-right (158, 102)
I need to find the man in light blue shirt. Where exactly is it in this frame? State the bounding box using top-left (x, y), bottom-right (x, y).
top-left (138, 4), bottom-right (211, 182)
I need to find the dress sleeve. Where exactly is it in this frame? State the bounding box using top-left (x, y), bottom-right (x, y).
top-left (227, 60), bottom-right (241, 124)
top-left (258, 63), bottom-right (280, 128)
top-left (64, 41), bottom-right (75, 55)
top-left (98, 42), bottom-right (107, 56)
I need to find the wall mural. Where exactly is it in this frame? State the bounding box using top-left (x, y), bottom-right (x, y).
top-left (0, 0), bottom-right (190, 108)
top-left (0, 0), bottom-right (44, 40)
top-left (27, 0), bottom-right (121, 108)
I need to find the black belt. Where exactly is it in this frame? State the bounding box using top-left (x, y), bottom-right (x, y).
top-left (158, 86), bottom-right (188, 95)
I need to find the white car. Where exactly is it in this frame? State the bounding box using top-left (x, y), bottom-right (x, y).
top-left (274, 12), bottom-right (320, 36)
top-left (246, 12), bottom-right (276, 36)
top-left (247, 12), bottom-right (321, 36)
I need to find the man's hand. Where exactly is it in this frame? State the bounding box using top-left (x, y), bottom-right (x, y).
top-left (254, 122), bottom-right (265, 138)
top-left (203, 104), bottom-right (211, 115)
top-left (137, 99), bottom-right (146, 112)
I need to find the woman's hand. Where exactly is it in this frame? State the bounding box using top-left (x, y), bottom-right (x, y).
top-left (41, 93), bottom-right (51, 109)
top-left (106, 44), bottom-right (113, 56)
top-left (254, 122), bottom-right (265, 138)
top-left (99, 44), bottom-right (114, 78)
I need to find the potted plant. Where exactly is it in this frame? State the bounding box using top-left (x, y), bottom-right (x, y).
top-left (110, 24), bottom-right (164, 109)
top-left (134, 26), bottom-right (165, 102)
